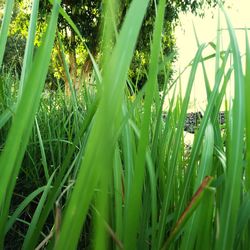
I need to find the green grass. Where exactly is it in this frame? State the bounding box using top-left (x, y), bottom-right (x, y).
top-left (0, 0), bottom-right (250, 249)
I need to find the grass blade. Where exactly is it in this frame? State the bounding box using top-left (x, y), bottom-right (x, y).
top-left (162, 176), bottom-right (214, 249)
top-left (18, 0), bottom-right (40, 100)
top-left (245, 30), bottom-right (250, 191)
top-left (124, 0), bottom-right (166, 248)
top-left (4, 186), bottom-right (45, 235)
top-left (156, 43), bottom-right (206, 248)
top-left (176, 45), bottom-right (230, 222)
top-left (180, 122), bottom-right (214, 250)
top-left (0, 0), bottom-right (15, 67)
top-left (0, 0), bottom-right (61, 246)
top-left (22, 171), bottom-right (56, 250)
top-left (54, 0), bottom-right (150, 248)
top-left (215, 6), bottom-right (245, 250)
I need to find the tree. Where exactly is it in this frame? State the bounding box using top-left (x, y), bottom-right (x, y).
top-left (6, 0), bottom-right (220, 93)
top-left (38, 0), bottom-right (102, 94)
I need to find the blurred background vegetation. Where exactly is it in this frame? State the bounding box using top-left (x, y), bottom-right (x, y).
top-left (1, 0), bottom-right (219, 93)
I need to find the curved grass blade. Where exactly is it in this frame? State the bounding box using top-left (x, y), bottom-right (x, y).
top-left (192, 21), bottom-right (211, 97)
top-left (124, 0), bottom-right (166, 248)
top-left (35, 117), bottom-right (49, 182)
top-left (156, 43), bottom-right (206, 248)
top-left (0, 0), bottom-right (15, 67)
top-left (162, 176), bottom-right (214, 250)
top-left (0, 0), bottom-right (61, 246)
top-left (215, 5), bottom-right (245, 250)
top-left (176, 45), bottom-right (231, 223)
top-left (180, 122), bottom-right (214, 250)
top-left (245, 30), bottom-right (250, 191)
top-left (54, 0), bottom-right (150, 248)
top-left (23, 96), bottom-right (99, 249)
top-left (4, 186), bottom-right (45, 235)
top-left (22, 171), bottom-right (56, 250)
top-left (18, 0), bottom-right (40, 100)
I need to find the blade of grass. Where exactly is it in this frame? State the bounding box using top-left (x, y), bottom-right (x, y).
top-left (162, 176), bottom-right (214, 249)
top-left (215, 5), bottom-right (245, 250)
top-left (156, 43), bottom-right (206, 248)
top-left (4, 186), bottom-right (45, 235)
top-left (192, 21), bottom-right (211, 97)
top-left (0, 0), bottom-right (61, 246)
top-left (234, 192), bottom-right (250, 248)
top-left (113, 145), bottom-right (124, 247)
top-left (24, 96), bottom-right (99, 249)
top-left (245, 30), bottom-right (250, 191)
top-left (35, 117), bottom-right (49, 182)
top-left (145, 149), bottom-right (157, 248)
top-left (92, 1), bottom-right (119, 248)
top-left (22, 171), bottom-right (56, 250)
top-left (56, 32), bottom-right (78, 109)
top-left (0, 0), bottom-right (15, 67)
top-left (195, 186), bottom-right (215, 250)
top-left (124, 0), bottom-right (166, 248)
top-left (54, 0), bottom-right (150, 248)
top-left (124, 120), bottom-right (158, 249)
top-left (18, 0), bottom-right (40, 100)
top-left (176, 45), bottom-right (231, 223)
top-left (180, 122), bottom-right (214, 250)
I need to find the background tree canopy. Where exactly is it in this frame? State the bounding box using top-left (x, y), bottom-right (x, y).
top-left (3, 0), bottom-right (219, 92)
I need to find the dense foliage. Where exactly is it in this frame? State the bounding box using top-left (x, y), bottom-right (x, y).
top-left (4, 0), bottom-right (219, 91)
top-left (1, 1), bottom-right (249, 250)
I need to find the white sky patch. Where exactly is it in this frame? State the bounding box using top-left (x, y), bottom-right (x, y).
top-left (172, 0), bottom-right (250, 112)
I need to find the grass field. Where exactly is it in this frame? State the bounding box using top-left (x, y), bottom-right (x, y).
top-left (0, 0), bottom-right (250, 249)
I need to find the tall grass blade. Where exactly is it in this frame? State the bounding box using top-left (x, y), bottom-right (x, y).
top-left (0, 1), bottom-right (61, 246)
top-left (180, 122), bottom-right (214, 250)
top-left (124, 0), bottom-right (166, 248)
top-left (192, 22), bottom-right (211, 97)
top-left (215, 6), bottom-right (245, 250)
top-left (22, 171), bottom-right (56, 250)
top-left (162, 176), bottom-right (214, 249)
top-left (176, 45), bottom-right (230, 222)
top-left (18, 0), bottom-right (40, 100)
top-left (35, 117), bottom-right (49, 182)
top-left (54, 0), bottom-right (150, 248)
top-left (0, 0), bottom-right (15, 67)
top-left (24, 97), bottom-right (99, 248)
top-left (4, 186), bottom-right (45, 235)
top-left (245, 30), bottom-right (250, 190)
top-left (156, 43), bottom-right (206, 248)
top-left (234, 193), bottom-right (250, 248)
top-left (93, 1), bottom-right (118, 248)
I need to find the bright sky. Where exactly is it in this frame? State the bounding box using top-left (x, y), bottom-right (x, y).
top-left (174, 0), bottom-right (250, 111)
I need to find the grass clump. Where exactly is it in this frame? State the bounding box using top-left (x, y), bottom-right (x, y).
top-left (0, 0), bottom-right (250, 249)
